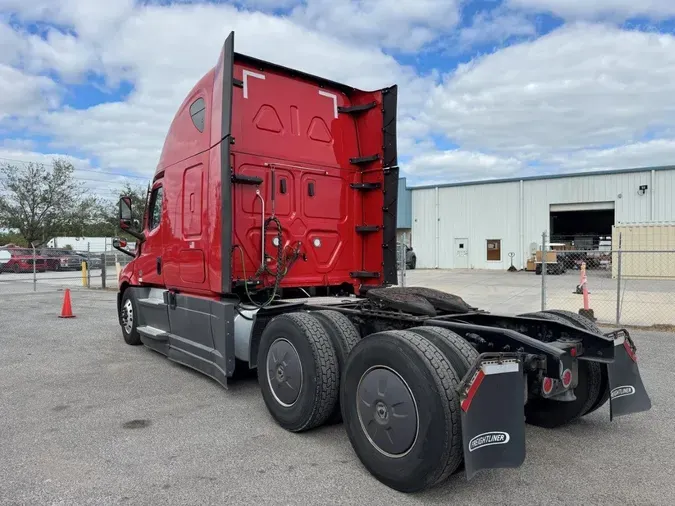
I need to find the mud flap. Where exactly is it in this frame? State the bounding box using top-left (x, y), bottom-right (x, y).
top-left (459, 353), bottom-right (526, 480)
top-left (606, 331), bottom-right (652, 420)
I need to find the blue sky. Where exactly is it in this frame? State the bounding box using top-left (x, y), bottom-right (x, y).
top-left (2, 0), bottom-right (675, 193)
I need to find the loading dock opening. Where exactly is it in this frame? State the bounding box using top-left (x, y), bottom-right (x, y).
top-left (549, 202), bottom-right (615, 248)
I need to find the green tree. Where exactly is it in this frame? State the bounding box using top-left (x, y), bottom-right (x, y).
top-left (0, 231), bottom-right (27, 247)
top-left (98, 182), bottom-right (148, 237)
top-left (0, 159), bottom-right (98, 246)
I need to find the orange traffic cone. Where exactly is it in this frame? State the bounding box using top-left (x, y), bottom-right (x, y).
top-left (59, 288), bottom-right (76, 318)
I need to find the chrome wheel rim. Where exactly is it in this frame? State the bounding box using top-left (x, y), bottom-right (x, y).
top-left (122, 299), bottom-right (134, 334)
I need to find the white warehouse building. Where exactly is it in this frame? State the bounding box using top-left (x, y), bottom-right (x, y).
top-left (404, 165), bottom-right (675, 270)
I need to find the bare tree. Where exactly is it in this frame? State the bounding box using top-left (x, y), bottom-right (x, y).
top-left (0, 158), bottom-right (97, 246)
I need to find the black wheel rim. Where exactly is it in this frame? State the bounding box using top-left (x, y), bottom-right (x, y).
top-left (356, 366), bottom-right (418, 457)
top-left (266, 338), bottom-right (303, 407)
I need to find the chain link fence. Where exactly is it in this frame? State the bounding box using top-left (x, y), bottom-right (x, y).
top-left (0, 242), bottom-right (133, 291)
top-left (538, 231), bottom-right (675, 328)
top-left (397, 231), bottom-right (411, 287)
top-left (4, 230), bottom-right (673, 330)
top-left (2, 232), bottom-right (413, 292)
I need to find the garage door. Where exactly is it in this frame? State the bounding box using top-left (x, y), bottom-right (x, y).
top-left (550, 201), bottom-right (615, 212)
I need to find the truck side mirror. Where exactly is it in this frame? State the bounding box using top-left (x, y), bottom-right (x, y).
top-left (117, 196), bottom-right (146, 243)
top-left (112, 237), bottom-right (135, 258)
top-left (119, 196), bottom-right (133, 229)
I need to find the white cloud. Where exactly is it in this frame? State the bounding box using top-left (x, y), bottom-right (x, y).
top-left (457, 10), bottom-right (537, 49)
top-left (423, 23), bottom-right (675, 155)
top-left (0, 139), bottom-right (36, 151)
top-left (405, 149), bottom-right (524, 183)
top-left (290, 0), bottom-right (461, 52)
top-left (0, 147), bottom-right (145, 201)
top-left (4, 1), bottom-right (675, 185)
top-left (544, 139), bottom-right (675, 172)
top-left (0, 64), bottom-right (60, 120)
top-left (0, 0), bottom-right (135, 40)
top-left (8, 2), bottom-right (436, 174)
top-left (0, 22), bottom-right (24, 66)
top-left (508, 0), bottom-right (675, 21)
top-left (0, 1), bottom-right (131, 81)
top-left (232, 0), bottom-right (299, 8)
top-left (0, 19), bottom-right (98, 92)
top-left (23, 29), bottom-right (99, 82)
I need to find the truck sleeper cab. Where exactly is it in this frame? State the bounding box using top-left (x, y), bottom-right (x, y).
top-left (114, 32), bottom-right (652, 494)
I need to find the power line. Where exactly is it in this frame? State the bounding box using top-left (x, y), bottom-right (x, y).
top-left (0, 173), bottom-right (149, 186)
top-left (0, 156), bottom-right (151, 180)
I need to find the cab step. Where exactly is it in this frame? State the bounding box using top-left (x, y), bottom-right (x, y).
top-left (137, 297), bottom-right (165, 307)
top-left (137, 325), bottom-right (169, 342)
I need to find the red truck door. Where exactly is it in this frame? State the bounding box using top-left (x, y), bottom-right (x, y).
top-left (135, 181), bottom-right (165, 286)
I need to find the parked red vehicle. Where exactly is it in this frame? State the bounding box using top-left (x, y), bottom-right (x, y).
top-left (0, 248), bottom-right (47, 273)
top-left (39, 248), bottom-right (84, 271)
top-left (111, 32), bottom-right (651, 493)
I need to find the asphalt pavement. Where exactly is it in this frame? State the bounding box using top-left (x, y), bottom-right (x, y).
top-left (0, 285), bottom-right (673, 505)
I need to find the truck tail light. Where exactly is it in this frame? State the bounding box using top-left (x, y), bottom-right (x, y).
top-left (542, 377), bottom-right (553, 395)
top-left (624, 339), bottom-right (637, 363)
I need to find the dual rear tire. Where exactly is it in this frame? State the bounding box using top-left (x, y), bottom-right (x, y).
top-left (256, 310), bottom-right (362, 432)
top-left (518, 309), bottom-right (609, 428)
top-left (341, 329), bottom-right (469, 492)
top-left (257, 312), bottom-right (340, 432)
top-left (257, 314), bottom-right (476, 493)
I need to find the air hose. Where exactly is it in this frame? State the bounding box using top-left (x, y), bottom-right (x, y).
top-left (233, 168), bottom-right (302, 308)
top-left (233, 215), bottom-right (302, 309)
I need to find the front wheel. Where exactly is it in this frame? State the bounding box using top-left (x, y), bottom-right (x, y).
top-left (120, 289), bottom-right (141, 346)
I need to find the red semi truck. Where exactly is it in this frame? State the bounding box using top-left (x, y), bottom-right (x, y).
top-left (113, 32), bottom-right (651, 493)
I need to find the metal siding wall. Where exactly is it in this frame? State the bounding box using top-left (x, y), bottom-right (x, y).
top-left (411, 188), bottom-right (437, 268)
top-left (654, 170), bottom-right (675, 221)
top-left (410, 168), bottom-right (675, 270)
top-left (436, 182), bottom-right (521, 269)
top-left (396, 177), bottom-right (412, 229)
top-left (523, 172), bottom-right (653, 249)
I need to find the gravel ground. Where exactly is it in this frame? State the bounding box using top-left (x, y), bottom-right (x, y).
top-left (0, 286), bottom-right (673, 505)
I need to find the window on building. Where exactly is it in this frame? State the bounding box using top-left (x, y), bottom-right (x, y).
top-left (486, 239), bottom-right (501, 261)
top-left (148, 186), bottom-right (164, 230)
top-left (190, 97), bottom-right (206, 132)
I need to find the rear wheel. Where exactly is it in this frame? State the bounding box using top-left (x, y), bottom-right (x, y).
top-left (519, 310), bottom-right (602, 428)
top-left (539, 309), bottom-right (609, 415)
top-left (407, 326), bottom-right (478, 379)
top-left (120, 289), bottom-right (141, 346)
top-left (311, 310), bottom-right (360, 424)
top-left (257, 312), bottom-right (339, 432)
top-left (341, 330), bottom-right (463, 493)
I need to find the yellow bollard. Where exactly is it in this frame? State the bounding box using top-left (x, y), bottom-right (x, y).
top-left (81, 261), bottom-right (87, 286)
